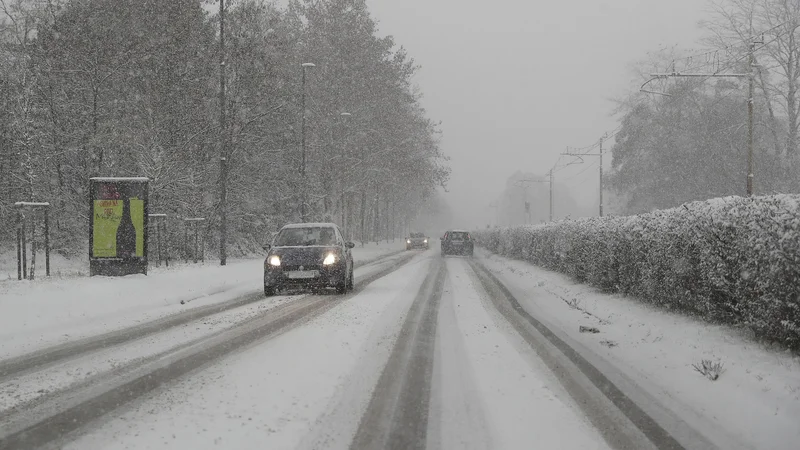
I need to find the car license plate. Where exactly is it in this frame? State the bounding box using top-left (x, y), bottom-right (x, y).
top-left (452, 241), bottom-right (462, 246)
top-left (287, 270), bottom-right (319, 279)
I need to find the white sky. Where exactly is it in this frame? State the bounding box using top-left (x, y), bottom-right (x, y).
top-left (365, 0), bottom-right (709, 227)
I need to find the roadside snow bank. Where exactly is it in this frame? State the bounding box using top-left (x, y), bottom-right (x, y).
top-left (474, 195), bottom-right (800, 351)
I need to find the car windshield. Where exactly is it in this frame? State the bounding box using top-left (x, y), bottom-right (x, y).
top-left (410, 233), bottom-right (424, 238)
top-left (273, 227), bottom-right (336, 247)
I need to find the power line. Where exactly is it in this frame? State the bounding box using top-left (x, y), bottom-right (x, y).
top-left (564, 159), bottom-right (600, 181)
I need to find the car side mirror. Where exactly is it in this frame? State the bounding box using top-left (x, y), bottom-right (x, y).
top-left (346, 242), bottom-right (355, 249)
top-left (439, 237), bottom-right (444, 241)
top-left (262, 244), bottom-right (271, 251)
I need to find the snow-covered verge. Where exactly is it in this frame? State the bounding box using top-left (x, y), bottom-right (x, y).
top-left (0, 247), bottom-right (86, 281)
top-left (474, 195), bottom-right (800, 351)
top-left (0, 242), bottom-right (403, 360)
top-left (478, 250), bottom-right (800, 450)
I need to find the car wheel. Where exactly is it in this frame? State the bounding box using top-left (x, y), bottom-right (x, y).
top-left (347, 269), bottom-right (355, 291)
top-left (335, 274), bottom-right (347, 294)
top-left (264, 284), bottom-right (276, 297)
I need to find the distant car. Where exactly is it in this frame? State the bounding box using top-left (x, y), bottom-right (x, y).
top-left (406, 232), bottom-right (429, 250)
top-left (440, 230), bottom-right (474, 257)
top-left (263, 222), bottom-right (355, 296)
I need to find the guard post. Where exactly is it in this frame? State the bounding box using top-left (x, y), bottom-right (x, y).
top-left (148, 214), bottom-right (168, 268)
top-left (14, 202), bottom-right (51, 280)
top-left (183, 217), bottom-right (206, 263)
top-left (89, 177), bottom-right (149, 276)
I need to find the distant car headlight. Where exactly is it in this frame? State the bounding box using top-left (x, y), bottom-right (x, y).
top-left (323, 253), bottom-right (337, 265)
top-left (407, 239), bottom-right (411, 244)
top-left (268, 255), bottom-right (281, 266)
top-left (423, 239), bottom-right (428, 243)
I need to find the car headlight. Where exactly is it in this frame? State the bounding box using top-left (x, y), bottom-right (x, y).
top-left (323, 253), bottom-right (337, 265)
top-left (423, 239), bottom-right (428, 243)
top-left (268, 255), bottom-right (281, 266)
top-left (407, 239), bottom-right (411, 244)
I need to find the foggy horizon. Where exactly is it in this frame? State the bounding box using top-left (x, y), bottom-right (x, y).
top-left (366, 0), bottom-right (707, 228)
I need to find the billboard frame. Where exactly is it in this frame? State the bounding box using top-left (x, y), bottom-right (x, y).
top-left (89, 177), bottom-right (149, 276)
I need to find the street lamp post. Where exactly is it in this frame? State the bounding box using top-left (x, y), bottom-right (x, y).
top-left (300, 62), bottom-right (315, 222)
top-left (339, 112), bottom-right (351, 233)
top-left (218, 0), bottom-right (228, 266)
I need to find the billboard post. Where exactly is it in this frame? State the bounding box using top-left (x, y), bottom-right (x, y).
top-left (89, 177), bottom-right (149, 276)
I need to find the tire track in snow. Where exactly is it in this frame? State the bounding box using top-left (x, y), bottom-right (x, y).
top-left (0, 249), bottom-right (408, 383)
top-left (426, 259), bottom-right (493, 450)
top-left (467, 258), bottom-right (698, 450)
top-left (349, 257), bottom-right (445, 450)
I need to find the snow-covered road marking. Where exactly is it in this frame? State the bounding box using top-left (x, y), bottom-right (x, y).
top-left (349, 257), bottom-right (445, 450)
top-left (436, 258), bottom-right (612, 450)
top-left (427, 260), bottom-right (494, 450)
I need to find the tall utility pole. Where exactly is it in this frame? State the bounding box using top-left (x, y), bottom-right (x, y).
top-left (339, 112), bottom-right (351, 231)
top-left (548, 168), bottom-right (554, 221)
top-left (563, 140), bottom-right (604, 217)
top-left (515, 177), bottom-right (550, 224)
top-left (599, 137), bottom-right (604, 217)
top-left (747, 42), bottom-right (755, 196)
top-left (514, 179), bottom-right (532, 224)
top-left (299, 62), bottom-right (315, 222)
top-left (488, 201), bottom-right (499, 227)
top-left (650, 38), bottom-right (759, 196)
top-left (218, 0), bottom-right (228, 266)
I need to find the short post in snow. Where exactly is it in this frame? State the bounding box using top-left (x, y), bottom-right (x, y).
top-left (148, 214), bottom-right (168, 267)
top-left (183, 217), bottom-right (206, 264)
top-left (14, 202), bottom-right (52, 281)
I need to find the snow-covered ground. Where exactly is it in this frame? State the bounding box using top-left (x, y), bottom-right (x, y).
top-left (0, 248), bottom-right (409, 418)
top-left (64, 252), bottom-right (612, 450)
top-left (0, 242), bottom-right (403, 360)
top-left (65, 250), bottom-right (437, 450)
top-left (477, 249), bottom-right (800, 450)
top-left (5, 243), bottom-right (798, 449)
top-left (0, 248), bottom-right (87, 280)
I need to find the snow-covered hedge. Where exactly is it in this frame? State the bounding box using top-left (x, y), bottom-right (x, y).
top-left (474, 195), bottom-right (800, 351)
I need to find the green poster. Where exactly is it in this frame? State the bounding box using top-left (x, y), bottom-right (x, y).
top-left (92, 198), bottom-right (144, 258)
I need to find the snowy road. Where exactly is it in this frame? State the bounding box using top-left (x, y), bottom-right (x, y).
top-left (1, 247), bottom-right (794, 449)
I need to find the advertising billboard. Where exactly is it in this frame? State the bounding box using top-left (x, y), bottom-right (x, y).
top-left (89, 177), bottom-right (149, 276)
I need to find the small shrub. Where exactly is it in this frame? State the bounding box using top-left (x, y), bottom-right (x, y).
top-left (566, 297), bottom-right (582, 310)
top-left (693, 359), bottom-right (725, 381)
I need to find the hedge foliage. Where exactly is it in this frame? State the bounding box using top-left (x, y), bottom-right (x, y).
top-left (474, 195), bottom-right (800, 351)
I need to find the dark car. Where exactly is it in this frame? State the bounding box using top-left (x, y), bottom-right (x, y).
top-left (263, 223), bottom-right (355, 296)
top-left (440, 230), bottom-right (474, 257)
top-left (406, 232), bottom-right (429, 250)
